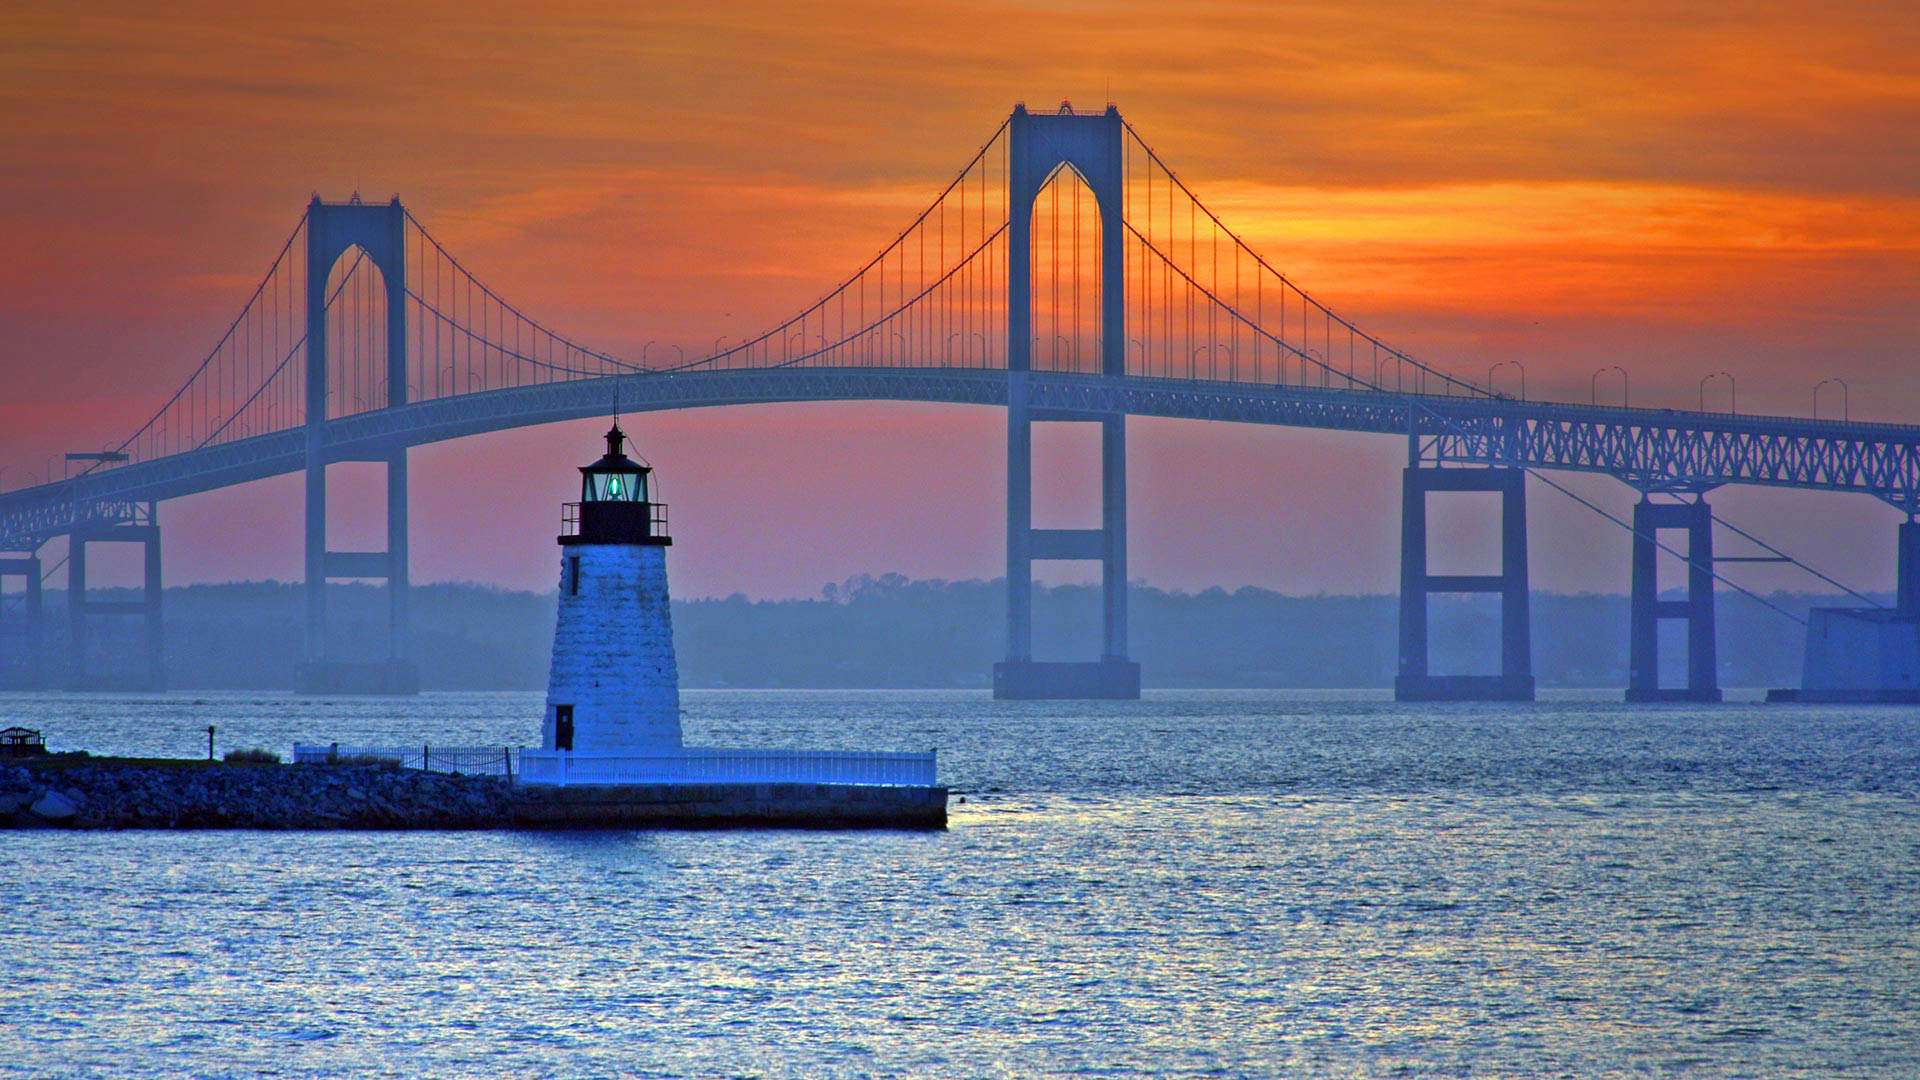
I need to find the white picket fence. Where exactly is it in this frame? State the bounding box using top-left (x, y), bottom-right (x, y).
top-left (290, 743), bottom-right (936, 787)
top-left (515, 746), bottom-right (937, 787)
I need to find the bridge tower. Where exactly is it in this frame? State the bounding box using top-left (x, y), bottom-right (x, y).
top-left (994, 103), bottom-right (1140, 700)
top-left (1396, 455), bottom-right (1535, 702)
top-left (298, 196), bottom-right (416, 694)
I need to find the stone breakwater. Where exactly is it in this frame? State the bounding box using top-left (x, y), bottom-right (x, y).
top-left (0, 759), bottom-right (948, 830)
top-left (0, 761), bottom-right (513, 830)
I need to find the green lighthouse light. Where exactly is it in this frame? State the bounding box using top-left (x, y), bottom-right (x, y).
top-left (580, 424), bottom-right (648, 504)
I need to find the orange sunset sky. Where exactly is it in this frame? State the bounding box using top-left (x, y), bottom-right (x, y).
top-left (2, 1), bottom-right (1917, 598)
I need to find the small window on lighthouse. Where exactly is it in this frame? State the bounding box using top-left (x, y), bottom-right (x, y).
top-left (567, 556), bottom-right (580, 595)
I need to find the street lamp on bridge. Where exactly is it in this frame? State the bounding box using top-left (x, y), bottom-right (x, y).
top-left (1700, 371), bottom-right (1736, 414)
top-left (1590, 365), bottom-right (1628, 407)
top-left (1488, 360), bottom-right (1526, 401)
top-left (1814, 378), bottom-right (1849, 421)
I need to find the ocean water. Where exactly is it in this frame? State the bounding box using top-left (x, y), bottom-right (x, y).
top-left (1, 689), bottom-right (1916, 1078)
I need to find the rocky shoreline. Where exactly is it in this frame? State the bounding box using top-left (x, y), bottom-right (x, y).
top-left (0, 756), bottom-right (948, 830)
top-left (1, 758), bottom-right (514, 830)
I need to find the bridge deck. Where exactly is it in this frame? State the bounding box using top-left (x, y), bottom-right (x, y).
top-left (5, 367), bottom-right (1919, 550)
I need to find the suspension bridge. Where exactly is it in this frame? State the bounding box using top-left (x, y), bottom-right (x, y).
top-left (4, 103), bottom-right (1918, 701)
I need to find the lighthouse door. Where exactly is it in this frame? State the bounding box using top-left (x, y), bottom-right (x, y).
top-left (554, 705), bottom-right (575, 751)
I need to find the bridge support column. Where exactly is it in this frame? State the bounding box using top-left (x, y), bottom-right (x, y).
top-left (297, 450), bottom-right (418, 696)
top-left (993, 403), bottom-right (1139, 699)
top-left (65, 506), bottom-right (164, 691)
top-left (0, 554), bottom-right (44, 689)
top-left (298, 196), bottom-right (416, 695)
top-left (1395, 466), bottom-right (1534, 702)
top-left (1626, 497), bottom-right (1721, 702)
top-left (1899, 519), bottom-right (1920, 617)
top-left (1774, 515), bottom-right (1920, 703)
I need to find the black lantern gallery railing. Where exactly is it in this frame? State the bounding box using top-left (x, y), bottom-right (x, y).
top-left (560, 500), bottom-right (669, 544)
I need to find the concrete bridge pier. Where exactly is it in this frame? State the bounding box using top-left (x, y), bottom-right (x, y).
top-left (65, 505), bottom-right (164, 691)
top-left (1775, 516), bottom-right (1920, 702)
top-left (1626, 496), bottom-right (1721, 702)
top-left (1395, 466), bottom-right (1535, 701)
top-left (0, 554), bottom-right (44, 688)
top-left (297, 447), bottom-right (416, 695)
top-left (1898, 518), bottom-right (1920, 617)
top-left (994, 394), bottom-right (1139, 699)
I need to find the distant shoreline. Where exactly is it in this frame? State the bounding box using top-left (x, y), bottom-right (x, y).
top-left (0, 577), bottom-right (1839, 692)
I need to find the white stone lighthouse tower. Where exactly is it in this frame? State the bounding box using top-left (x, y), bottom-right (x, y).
top-left (542, 424), bottom-right (683, 754)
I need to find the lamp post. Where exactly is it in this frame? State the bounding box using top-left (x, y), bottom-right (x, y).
top-left (1814, 378), bottom-right (1849, 421)
top-left (1590, 365), bottom-right (1628, 407)
top-left (1699, 371), bottom-right (1736, 414)
top-left (642, 340), bottom-right (656, 366)
top-left (1488, 360), bottom-right (1526, 401)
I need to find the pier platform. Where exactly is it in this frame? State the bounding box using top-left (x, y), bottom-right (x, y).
top-left (512, 780), bottom-right (948, 830)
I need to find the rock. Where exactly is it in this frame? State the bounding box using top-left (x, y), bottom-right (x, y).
top-left (30, 789), bottom-right (78, 822)
top-left (0, 793), bottom-right (18, 819)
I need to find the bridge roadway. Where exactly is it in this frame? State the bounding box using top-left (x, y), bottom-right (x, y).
top-left (6, 365), bottom-right (1920, 550)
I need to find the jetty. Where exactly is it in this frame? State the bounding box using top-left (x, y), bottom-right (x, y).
top-left (1, 753), bottom-right (945, 830)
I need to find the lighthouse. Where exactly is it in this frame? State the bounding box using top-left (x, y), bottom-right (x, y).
top-left (542, 424), bottom-right (682, 755)
top-left (515, 423), bottom-right (942, 826)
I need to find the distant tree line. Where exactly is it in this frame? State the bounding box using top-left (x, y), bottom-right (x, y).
top-left (1, 575), bottom-right (1849, 690)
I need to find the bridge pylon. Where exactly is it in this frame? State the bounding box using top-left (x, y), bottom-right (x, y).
top-left (993, 104), bottom-right (1140, 700)
top-left (1396, 464), bottom-right (1536, 702)
top-left (0, 554), bottom-right (45, 689)
top-left (297, 196), bottom-right (416, 695)
top-left (65, 503), bottom-right (165, 691)
top-left (1625, 496), bottom-right (1721, 702)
